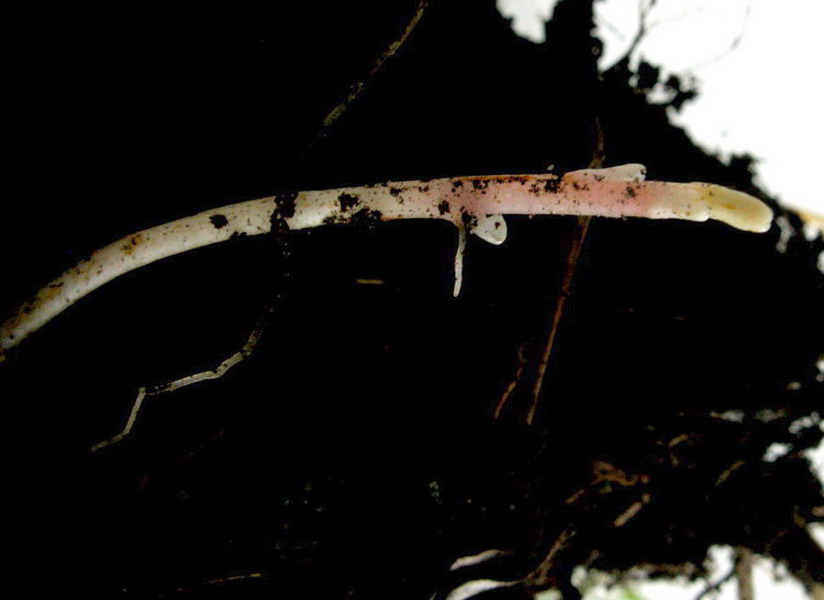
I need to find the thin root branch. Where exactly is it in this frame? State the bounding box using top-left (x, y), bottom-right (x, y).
top-left (493, 343), bottom-right (527, 420)
top-left (693, 566), bottom-right (736, 600)
top-left (525, 116), bottom-right (603, 425)
top-left (614, 500), bottom-right (645, 527)
top-left (715, 459), bottom-right (746, 486)
top-left (306, 0), bottom-right (429, 154)
top-left (527, 216), bottom-right (591, 425)
top-left (607, 0), bottom-right (659, 73)
top-left (686, 5), bottom-right (751, 73)
top-left (453, 224), bottom-right (467, 297)
top-left (203, 572), bottom-right (264, 587)
top-left (90, 308), bottom-right (271, 453)
top-left (525, 526), bottom-right (577, 588)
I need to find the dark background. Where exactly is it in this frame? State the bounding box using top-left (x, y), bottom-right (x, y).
top-left (3, 1), bottom-right (822, 597)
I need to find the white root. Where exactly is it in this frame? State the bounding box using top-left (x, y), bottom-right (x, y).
top-left (0, 165), bottom-right (773, 360)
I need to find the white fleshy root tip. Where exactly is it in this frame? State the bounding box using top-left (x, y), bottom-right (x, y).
top-left (0, 164), bottom-right (773, 357)
top-left (700, 184), bottom-right (774, 233)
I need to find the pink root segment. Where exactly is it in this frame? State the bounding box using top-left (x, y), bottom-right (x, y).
top-left (0, 165), bottom-right (772, 357)
top-left (459, 178), bottom-right (771, 232)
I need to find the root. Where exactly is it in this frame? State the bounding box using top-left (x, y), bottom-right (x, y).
top-left (89, 306), bottom-right (271, 453)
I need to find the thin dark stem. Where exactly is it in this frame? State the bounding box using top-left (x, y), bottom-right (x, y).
top-left (525, 105), bottom-right (605, 428)
top-left (605, 0), bottom-right (658, 74)
top-left (526, 216), bottom-right (591, 425)
top-left (493, 343), bottom-right (527, 420)
top-left (525, 526), bottom-right (577, 587)
top-left (304, 0), bottom-right (430, 156)
top-left (694, 567), bottom-right (736, 600)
